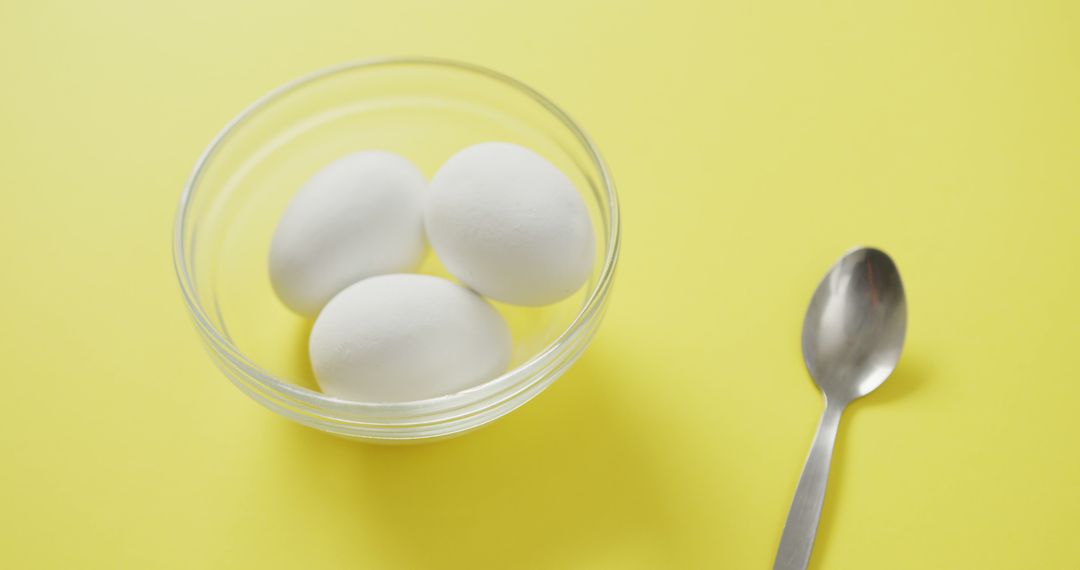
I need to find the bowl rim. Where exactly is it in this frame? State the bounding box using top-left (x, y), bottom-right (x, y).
top-left (173, 56), bottom-right (620, 425)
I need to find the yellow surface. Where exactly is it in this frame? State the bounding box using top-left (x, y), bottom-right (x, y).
top-left (2, 0), bottom-right (1079, 568)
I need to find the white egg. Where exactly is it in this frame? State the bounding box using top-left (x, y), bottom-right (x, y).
top-left (309, 274), bottom-right (511, 403)
top-left (425, 142), bottom-right (595, 306)
top-left (269, 151), bottom-right (427, 316)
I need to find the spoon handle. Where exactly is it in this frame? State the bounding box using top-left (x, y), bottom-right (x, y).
top-left (773, 400), bottom-right (845, 570)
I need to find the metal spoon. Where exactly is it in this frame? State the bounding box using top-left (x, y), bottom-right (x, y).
top-left (773, 247), bottom-right (907, 570)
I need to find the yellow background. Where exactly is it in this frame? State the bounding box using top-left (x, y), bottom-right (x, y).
top-left (2, 0), bottom-right (1079, 568)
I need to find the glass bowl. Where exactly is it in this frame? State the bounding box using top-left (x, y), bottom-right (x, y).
top-left (173, 57), bottom-right (620, 442)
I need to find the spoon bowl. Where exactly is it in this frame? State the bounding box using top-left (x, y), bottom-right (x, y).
top-left (802, 247), bottom-right (907, 403)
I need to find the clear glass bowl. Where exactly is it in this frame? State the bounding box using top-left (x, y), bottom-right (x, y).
top-left (173, 57), bottom-right (620, 442)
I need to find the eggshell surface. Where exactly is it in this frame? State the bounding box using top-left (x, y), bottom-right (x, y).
top-left (269, 151), bottom-right (427, 316)
top-left (309, 274), bottom-right (511, 403)
top-left (425, 142), bottom-right (595, 306)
